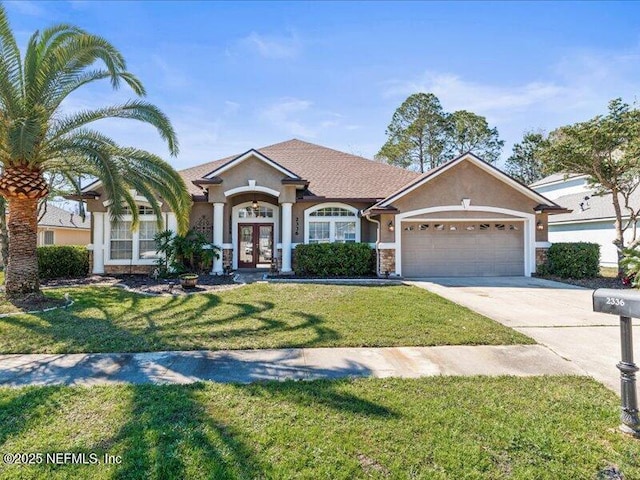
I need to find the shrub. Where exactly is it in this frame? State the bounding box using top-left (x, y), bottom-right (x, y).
top-left (294, 243), bottom-right (375, 277)
top-left (621, 247), bottom-right (640, 287)
top-left (545, 242), bottom-right (600, 278)
top-left (154, 229), bottom-right (220, 275)
top-left (37, 245), bottom-right (89, 279)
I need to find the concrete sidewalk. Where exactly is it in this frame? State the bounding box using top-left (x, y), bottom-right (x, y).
top-left (0, 345), bottom-right (583, 387)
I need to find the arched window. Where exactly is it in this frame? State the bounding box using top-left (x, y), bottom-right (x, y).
top-left (305, 203), bottom-right (360, 244)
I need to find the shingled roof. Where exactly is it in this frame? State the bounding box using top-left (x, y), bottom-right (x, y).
top-left (550, 188), bottom-right (640, 223)
top-left (180, 139), bottom-right (420, 199)
top-left (39, 204), bottom-right (90, 229)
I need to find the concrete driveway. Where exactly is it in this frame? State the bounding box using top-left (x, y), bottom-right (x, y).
top-left (408, 277), bottom-right (638, 393)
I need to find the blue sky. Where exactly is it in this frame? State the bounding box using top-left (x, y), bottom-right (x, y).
top-left (5, 0), bottom-right (640, 170)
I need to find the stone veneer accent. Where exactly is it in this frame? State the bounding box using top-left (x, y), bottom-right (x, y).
top-left (535, 247), bottom-right (549, 267)
top-left (222, 248), bottom-right (233, 270)
top-left (105, 264), bottom-right (154, 275)
top-left (379, 249), bottom-right (396, 276)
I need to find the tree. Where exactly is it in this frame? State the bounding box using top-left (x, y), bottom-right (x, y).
top-left (540, 98), bottom-right (640, 273)
top-left (446, 110), bottom-right (504, 163)
top-left (0, 7), bottom-right (191, 297)
top-left (378, 93), bottom-right (504, 172)
top-left (505, 131), bottom-right (546, 184)
top-left (377, 93), bottom-right (449, 173)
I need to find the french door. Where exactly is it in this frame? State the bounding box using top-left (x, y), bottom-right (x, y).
top-left (238, 224), bottom-right (274, 268)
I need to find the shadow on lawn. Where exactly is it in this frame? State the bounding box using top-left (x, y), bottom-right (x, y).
top-left (0, 380), bottom-right (397, 478)
top-left (0, 286), bottom-right (342, 353)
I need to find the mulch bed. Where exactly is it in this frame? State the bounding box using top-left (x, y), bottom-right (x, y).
top-left (114, 274), bottom-right (238, 295)
top-left (40, 274), bottom-right (239, 296)
top-left (538, 275), bottom-right (632, 290)
top-left (4, 293), bottom-right (68, 313)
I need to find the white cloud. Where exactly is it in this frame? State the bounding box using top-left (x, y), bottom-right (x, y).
top-left (262, 98), bottom-right (316, 137)
top-left (239, 31), bottom-right (302, 59)
top-left (383, 72), bottom-right (566, 113)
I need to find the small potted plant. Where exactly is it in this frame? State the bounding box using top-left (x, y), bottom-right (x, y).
top-left (179, 273), bottom-right (199, 288)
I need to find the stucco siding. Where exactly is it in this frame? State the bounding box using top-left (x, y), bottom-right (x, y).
top-left (38, 228), bottom-right (90, 246)
top-left (391, 161), bottom-right (539, 215)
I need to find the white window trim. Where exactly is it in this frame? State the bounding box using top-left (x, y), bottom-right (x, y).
top-left (104, 213), bottom-right (166, 265)
top-left (304, 203), bottom-right (361, 244)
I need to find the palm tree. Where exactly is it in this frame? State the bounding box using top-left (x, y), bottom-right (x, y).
top-left (0, 6), bottom-right (191, 297)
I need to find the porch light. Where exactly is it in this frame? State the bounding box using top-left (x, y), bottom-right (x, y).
top-left (536, 221), bottom-right (544, 231)
top-left (388, 221), bottom-right (394, 232)
top-left (251, 198), bottom-right (259, 210)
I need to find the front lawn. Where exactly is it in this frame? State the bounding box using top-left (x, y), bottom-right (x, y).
top-left (0, 376), bottom-right (637, 479)
top-left (0, 283), bottom-right (532, 354)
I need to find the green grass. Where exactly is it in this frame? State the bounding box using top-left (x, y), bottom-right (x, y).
top-left (0, 376), bottom-right (637, 479)
top-left (0, 284), bottom-right (531, 354)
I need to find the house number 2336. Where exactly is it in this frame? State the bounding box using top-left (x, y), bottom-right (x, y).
top-left (607, 297), bottom-right (626, 306)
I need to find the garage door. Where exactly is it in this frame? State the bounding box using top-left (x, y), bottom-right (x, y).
top-left (401, 221), bottom-right (524, 277)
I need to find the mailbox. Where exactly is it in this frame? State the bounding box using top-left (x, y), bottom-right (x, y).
top-left (593, 289), bottom-right (640, 318)
top-left (593, 288), bottom-right (640, 437)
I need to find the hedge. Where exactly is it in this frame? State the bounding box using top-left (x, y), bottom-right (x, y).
top-left (37, 245), bottom-right (90, 279)
top-left (294, 243), bottom-right (375, 277)
top-left (544, 242), bottom-right (600, 279)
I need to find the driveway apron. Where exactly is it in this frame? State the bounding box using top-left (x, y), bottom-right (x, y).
top-left (408, 276), bottom-right (639, 393)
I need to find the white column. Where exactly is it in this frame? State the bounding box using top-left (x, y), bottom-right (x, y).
top-left (92, 212), bottom-right (105, 274)
top-left (281, 202), bottom-right (293, 273)
top-left (212, 202), bottom-right (224, 274)
top-left (166, 212), bottom-right (178, 233)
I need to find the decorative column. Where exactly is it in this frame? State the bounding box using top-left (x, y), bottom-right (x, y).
top-left (92, 212), bottom-right (105, 274)
top-left (166, 212), bottom-right (178, 233)
top-left (212, 202), bottom-right (224, 274)
top-left (281, 202), bottom-right (293, 273)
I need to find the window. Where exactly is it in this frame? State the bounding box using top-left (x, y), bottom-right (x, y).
top-left (419, 224), bottom-right (429, 231)
top-left (309, 222), bottom-right (330, 243)
top-left (310, 207), bottom-right (354, 217)
top-left (138, 220), bottom-right (158, 259)
top-left (110, 221), bottom-right (133, 259)
top-left (335, 222), bottom-right (356, 243)
top-left (138, 205), bottom-right (154, 215)
top-left (480, 223), bottom-right (490, 231)
top-left (238, 206), bottom-right (274, 218)
top-left (43, 231), bottom-right (54, 245)
top-left (305, 204), bottom-right (360, 244)
top-left (495, 224), bottom-right (506, 231)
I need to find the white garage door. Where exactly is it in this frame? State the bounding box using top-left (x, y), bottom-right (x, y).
top-left (401, 221), bottom-right (525, 277)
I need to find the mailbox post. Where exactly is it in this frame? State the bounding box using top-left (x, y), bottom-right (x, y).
top-left (593, 288), bottom-right (640, 437)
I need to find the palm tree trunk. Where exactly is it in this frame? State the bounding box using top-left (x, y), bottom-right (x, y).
top-left (0, 197), bottom-right (9, 273)
top-left (5, 196), bottom-right (40, 296)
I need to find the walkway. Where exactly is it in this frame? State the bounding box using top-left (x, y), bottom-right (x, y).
top-left (0, 345), bottom-right (582, 387)
top-left (409, 276), bottom-right (634, 393)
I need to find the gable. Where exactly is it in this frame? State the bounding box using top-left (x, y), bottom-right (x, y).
top-left (203, 149), bottom-right (301, 180)
top-left (389, 160), bottom-right (542, 214)
top-left (213, 154), bottom-right (291, 193)
top-left (377, 153), bottom-right (557, 210)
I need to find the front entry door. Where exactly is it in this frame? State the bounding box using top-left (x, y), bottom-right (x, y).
top-left (238, 224), bottom-right (274, 268)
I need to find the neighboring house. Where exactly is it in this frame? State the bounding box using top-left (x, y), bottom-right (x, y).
top-left (0, 204), bottom-right (90, 266)
top-left (81, 139), bottom-right (563, 277)
top-left (530, 173), bottom-right (640, 267)
top-left (38, 204), bottom-right (91, 247)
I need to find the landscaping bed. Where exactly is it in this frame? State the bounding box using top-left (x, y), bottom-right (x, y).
top-left (0, 376), bottom-right (636, 479)
top-left (538, 274), bottom-right (630, 290)
top-left (0, 283), bottom-right (532, 354)
top-left (38, 274), bottom-right (238, 296)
